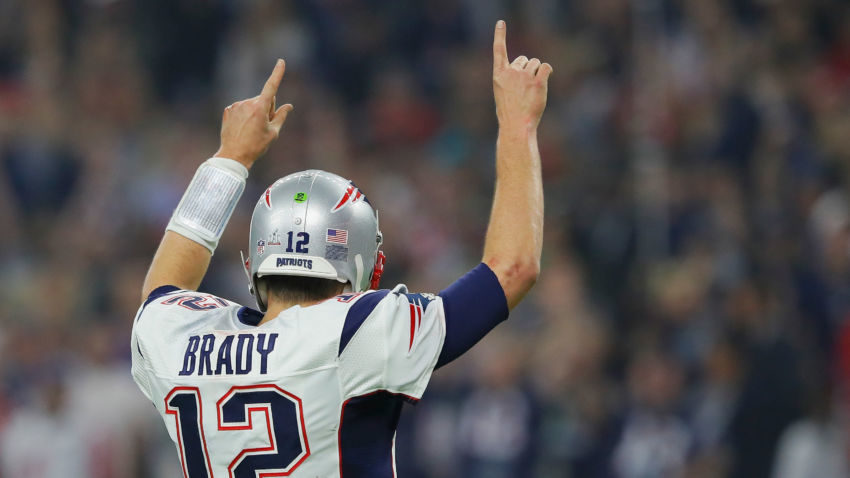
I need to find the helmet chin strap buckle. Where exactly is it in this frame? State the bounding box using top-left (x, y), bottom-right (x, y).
top-left (370, 250), bottom-right (386, 290)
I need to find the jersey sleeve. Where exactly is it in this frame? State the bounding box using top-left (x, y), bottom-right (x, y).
top-left (338, 287), bottom-right (446, 400)
top-left (130, 318), bottom-right (153, 402)
top-left (130, 285), bottom-right (241, 402)
top-left (130, 285), bottom-right (182, 401)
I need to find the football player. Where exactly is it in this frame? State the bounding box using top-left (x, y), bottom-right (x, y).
top-left (131, 20), bottom-right (551, 477)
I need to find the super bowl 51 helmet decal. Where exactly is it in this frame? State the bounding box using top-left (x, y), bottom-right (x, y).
top-left (244, 170), bottom-right (385, 311)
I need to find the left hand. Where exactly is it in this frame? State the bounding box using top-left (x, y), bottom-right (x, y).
top-left (214, 59), bottom-right (293, 168)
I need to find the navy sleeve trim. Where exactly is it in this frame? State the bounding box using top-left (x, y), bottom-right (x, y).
top-left (338, 290), bottom-right (391, 356)
top-left (142, 285), bottom-right (181, 309)
top-left (436, 263), bottom-right (509, 368)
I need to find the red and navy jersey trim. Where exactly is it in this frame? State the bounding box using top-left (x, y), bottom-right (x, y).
top-left (140, 285), bottom-right (181, 317)
top-left (144, 284), bottom-right (181, 306)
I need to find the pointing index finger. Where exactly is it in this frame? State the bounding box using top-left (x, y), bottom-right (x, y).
top-left (493, 20), bottom-right (508, 70)
top-left (261, 59), bottom-right (286, 104)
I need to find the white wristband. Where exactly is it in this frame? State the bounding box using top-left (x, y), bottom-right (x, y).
top-left (166, 157), bottom-right (248, 254)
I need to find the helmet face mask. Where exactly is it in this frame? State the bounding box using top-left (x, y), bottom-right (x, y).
top-left (244, 170), bottom-right (384, 311)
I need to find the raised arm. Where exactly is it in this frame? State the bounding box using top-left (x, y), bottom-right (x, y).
top-left (483, 21), bottom-right (552, 309)
top-left (141, 59), bottom-right (293, 301)
top-left (435, 21), bottom-right (551, 368)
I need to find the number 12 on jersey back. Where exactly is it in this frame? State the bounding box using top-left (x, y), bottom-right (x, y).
top-left (165, 384), bottom-right (310, 478)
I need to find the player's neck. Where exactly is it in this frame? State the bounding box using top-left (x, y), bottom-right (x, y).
top-left (260, 298), bottom-right (325, 325)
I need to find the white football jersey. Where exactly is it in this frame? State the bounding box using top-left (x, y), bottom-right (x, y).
top-left (131, 285), bottom-right (445, 478)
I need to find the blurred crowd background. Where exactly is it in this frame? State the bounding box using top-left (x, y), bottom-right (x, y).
top-left (1, 0), bottom-right (850, 477)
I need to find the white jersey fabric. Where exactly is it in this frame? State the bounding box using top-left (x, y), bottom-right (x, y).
top-left (131, 285), bottom-right (445, 478)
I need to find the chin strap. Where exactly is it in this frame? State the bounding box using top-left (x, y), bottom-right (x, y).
top-left (240, 251), bottom-right (253, 293)
top-left (370, 250), bottom-right (386, 290)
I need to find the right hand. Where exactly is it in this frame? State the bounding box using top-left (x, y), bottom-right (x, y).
top-left (492, 21), bottom-right (552, 132)
top-left (215, 59), bottom-right (293, 168)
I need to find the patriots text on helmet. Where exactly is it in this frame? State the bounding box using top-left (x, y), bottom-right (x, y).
top-left (276, 257), bottom-right (313, 269)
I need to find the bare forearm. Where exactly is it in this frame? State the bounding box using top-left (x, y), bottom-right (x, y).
top-left (142, 231), bottom-right (211, 300)
top-left (480, 20), bottom-right (551, 309)
top-left (139, 60), bottom-right (292, 304)
top-left (483, 127), bottom-right (543, 308)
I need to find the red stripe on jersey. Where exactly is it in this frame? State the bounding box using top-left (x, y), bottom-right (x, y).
top-left (408, 304), bottom-right (416, 351)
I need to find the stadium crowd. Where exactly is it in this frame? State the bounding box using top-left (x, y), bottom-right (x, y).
top-left (2, 0), bottom-right (850, 477)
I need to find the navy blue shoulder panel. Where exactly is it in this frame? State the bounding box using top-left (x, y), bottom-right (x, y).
top-left (338, 290), bottom-right (391, 356)
top-left (140, 285), bottom-right (181, 314)
top-left (237, 307), bottom-right (264, 326)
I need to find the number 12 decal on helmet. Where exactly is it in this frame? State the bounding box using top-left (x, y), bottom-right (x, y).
top-left (285, 231), bottom-right (309, 253)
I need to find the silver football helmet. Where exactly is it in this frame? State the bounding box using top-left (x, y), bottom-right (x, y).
top-left (243, 170), bottom-right (385, 311)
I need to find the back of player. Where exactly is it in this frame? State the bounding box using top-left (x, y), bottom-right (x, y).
top-left (132, 21), bottom-right (550, 478)
top-left (132, 286), bottom-right (445, 477)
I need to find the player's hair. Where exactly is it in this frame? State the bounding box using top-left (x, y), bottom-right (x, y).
top-left (261, 275), bottom-right (346, 304)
